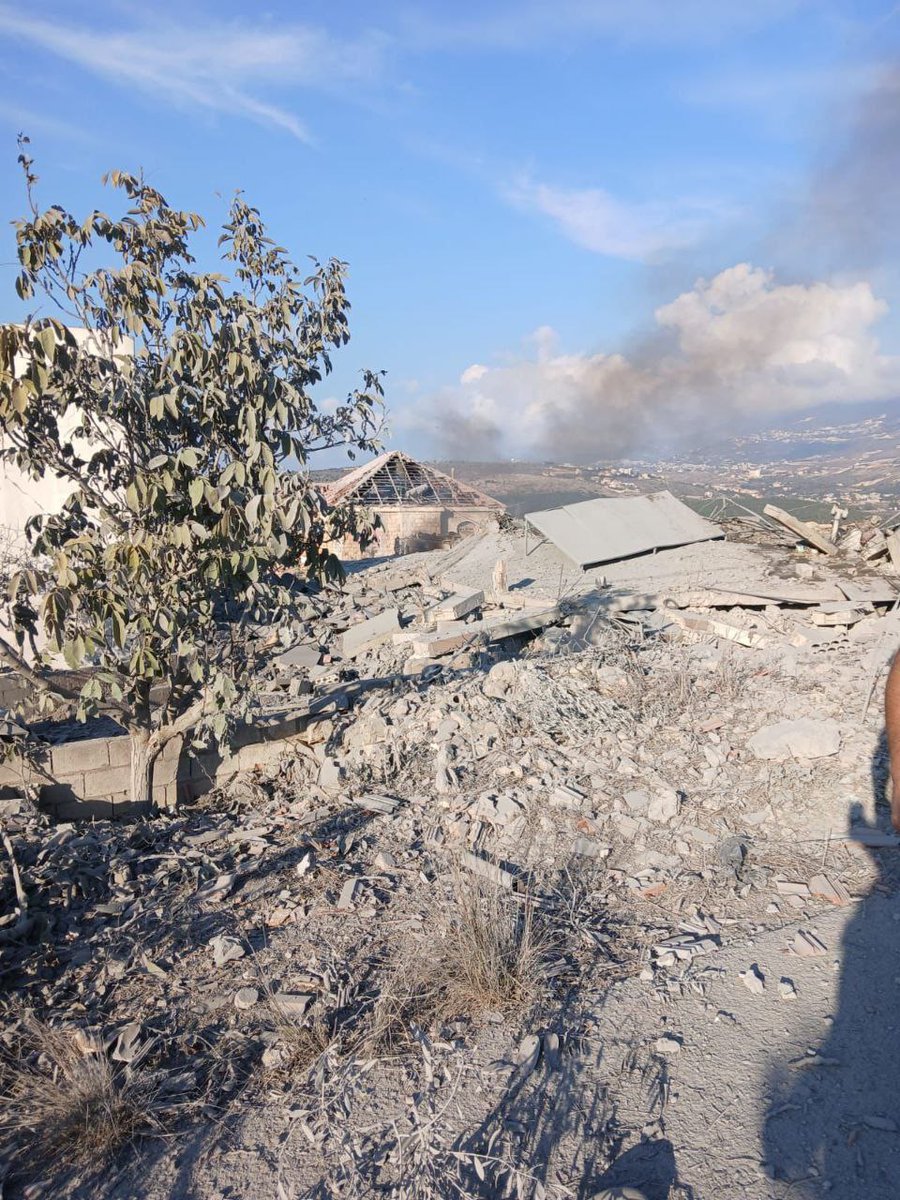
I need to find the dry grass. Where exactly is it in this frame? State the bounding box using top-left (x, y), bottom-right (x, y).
top-left (362, 877), bottom-right (550, 1054)
top-left (0, 1016), bottom-right (167, 1179)
top-left (364, 957), bottom-right (444, 1054)
top-left (438, 880), bottom-right (547, 1020)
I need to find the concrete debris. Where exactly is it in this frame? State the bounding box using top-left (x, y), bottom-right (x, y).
top-left (647, 788), bottom-right (679, 824)
top-left (763, 504), bottom-right (839, 556)
top-left (354, 793), bottom-right (400, 815)
top-left (460, 850), bottom-right (514, 888)
top-left (430, 589), bottom-right (484, 620)
top-left (342, 608), bottom-right (401, 658)
top-left (111, 1022), bottom-right (144, 1063)
top-left (746, 718), bottom-right (841, 760)
top-left (741, 964), bottom-right (766, 994)
top-left (210, 934), bottom-right (246, 967)
top-left (273, 992), bottom-right (314, 1019)
top-left (7, 504), bottom-right (900, 1200)
top-left (807, 874), bottom-right (851, 905)
top-left (337, 879), bottom-right (361, 910)
top-left (778, 977), bottom-right (798, 1001)
top-left (791, 930), bottom-right (828, 957)
top-left (668, 611), bottom-right (769, 648)
top-left (775, 880), bottom-right (810, 898)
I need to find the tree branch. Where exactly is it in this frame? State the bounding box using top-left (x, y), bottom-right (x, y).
top-left (0, 631), bottom-right (130, 717)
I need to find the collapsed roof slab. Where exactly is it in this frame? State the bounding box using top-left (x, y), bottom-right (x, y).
top-left (525, 490), bottom-right (724, 570)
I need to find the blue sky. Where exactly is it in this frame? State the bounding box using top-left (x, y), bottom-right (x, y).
top-left (2, 1), bottom-right (900, 463)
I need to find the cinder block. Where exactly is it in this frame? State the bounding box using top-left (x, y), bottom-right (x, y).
top-left (40, 778), bottom-right (86, 805)
top-left (158, 735), bottom-right (183, 763)
top-left (107, 736), bottom-right (132, 768)
top-left (81, 764), bottom-right (131, 798)
top-left (152, 752), bottom-right (180, 786)
top-left (51, 738), bottom-right (111, 774)
top-left (113, 798), bottom-right (152, 819)
top-left (150, 781), bottom-right (178, 810)
top-left (0, 758), bottom-right (33, 787)
top-left (49, 797), bottom-right (115, 821)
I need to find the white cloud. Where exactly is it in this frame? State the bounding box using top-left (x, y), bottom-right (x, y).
top-left (421, 264), bottom-right (900, 459)
top-left (460, 363), bottom-right (488, 384)
top-left (506, 175), bottom-right (729, 261)
top-left (0, 6), bottom-right (389, 141)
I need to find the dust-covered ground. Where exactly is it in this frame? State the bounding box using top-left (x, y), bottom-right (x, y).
top-left (2, 524), bottom-right (899, 1200)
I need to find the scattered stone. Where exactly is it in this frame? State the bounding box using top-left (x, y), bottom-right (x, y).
top-left (336, 879), bottom-right (360, 910)
top-left (210, 934), bottom-right (245, 968)
top-left (747, 718), bottom-right (841, 761)
top-left (273, 993), bottom-right (314, 1019)
top-left (741, 964), bottom-right (766, 994)
top-left (543, 1032), bottom-right (561, 1070)
top-left (374, 850), bottom-right (397, 871)
top-left (647, 788), bottom-right (679, 824)
top-left (234, 987), bottom-right (259, 1011)
top-left (512, 1034), bottom-right (541, 1077)
top-left (779, 977), bottom-right (798, 1001)
top-left (861, 1115), bottom-right (898, 1133)
top-left (655, 1035), bottom-right (682, 1054)
top-left (792, 930), bottom-right (828, 957)
top-left (808, 874), bottom-right (851, 906)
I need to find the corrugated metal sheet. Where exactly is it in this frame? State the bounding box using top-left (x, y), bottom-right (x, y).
top-left (525, 490), bottom-right (723, 569)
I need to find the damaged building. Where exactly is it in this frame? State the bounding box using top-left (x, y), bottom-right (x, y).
top-left (323, 450), bottom-right (505, 559)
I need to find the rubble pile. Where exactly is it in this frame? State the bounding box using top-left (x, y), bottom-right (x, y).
top-left (0, 517), bottom-right (897, 1198)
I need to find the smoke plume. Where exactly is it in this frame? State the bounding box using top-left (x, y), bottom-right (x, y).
top-left (423, 61), bottom-right (900, 462)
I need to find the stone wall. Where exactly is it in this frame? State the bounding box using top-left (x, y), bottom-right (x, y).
top-left (0, 710), bottom-right (324, 821)
top-left (335, 505), bottom-right (499, 560)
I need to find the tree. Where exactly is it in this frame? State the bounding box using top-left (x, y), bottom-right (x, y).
top-left (0, 141), bottom-right (383, 806)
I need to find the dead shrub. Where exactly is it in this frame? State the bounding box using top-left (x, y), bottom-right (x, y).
top-left (363, 956), bottom-right (444, 1054)
top-left (435, 877), bottom-right (549, 1023)
top-left (0, 1016), bottom-right (167, 1178)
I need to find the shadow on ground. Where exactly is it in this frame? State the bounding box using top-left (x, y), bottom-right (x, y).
top-left (763, 772), bottom-right (900, 1197)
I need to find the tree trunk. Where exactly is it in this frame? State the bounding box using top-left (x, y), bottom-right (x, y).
top-left (130, 727), bottom-right (156, 809)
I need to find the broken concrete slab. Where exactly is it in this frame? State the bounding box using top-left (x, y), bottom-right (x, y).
top-left (341, 608), bottom-right (400, 658)
top-left (526, 490), bottom-right (723, 569)
top-left (747, 718), bottom-right (841, 760)
top-left (460, 850), bottom-right (514, 888)
top-left (763, 504), bottom-right (839, 556)
top-left (431, 589), bottom-right (484, 621)
top-left (668, 611), bottom-right (768, 648)
top-left (275, 643), bottom-right (321, 670)
top-left (808, 874), bottom-right (852, 905)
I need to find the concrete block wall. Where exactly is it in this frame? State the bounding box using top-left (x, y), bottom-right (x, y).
top-left (0, 710), bottom-right (325, 821)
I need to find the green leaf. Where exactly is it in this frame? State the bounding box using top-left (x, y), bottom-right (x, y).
top-left (188, 478), bottom-right (204, 509)
top-left (244, 494), bottom-right (261, 526)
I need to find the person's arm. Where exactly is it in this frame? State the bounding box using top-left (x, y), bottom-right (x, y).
top-left (885, 651), bottom-right (900, 831)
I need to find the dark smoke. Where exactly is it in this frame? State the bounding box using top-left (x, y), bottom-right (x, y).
top-left (805, 63), bottom-right (900, 270)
